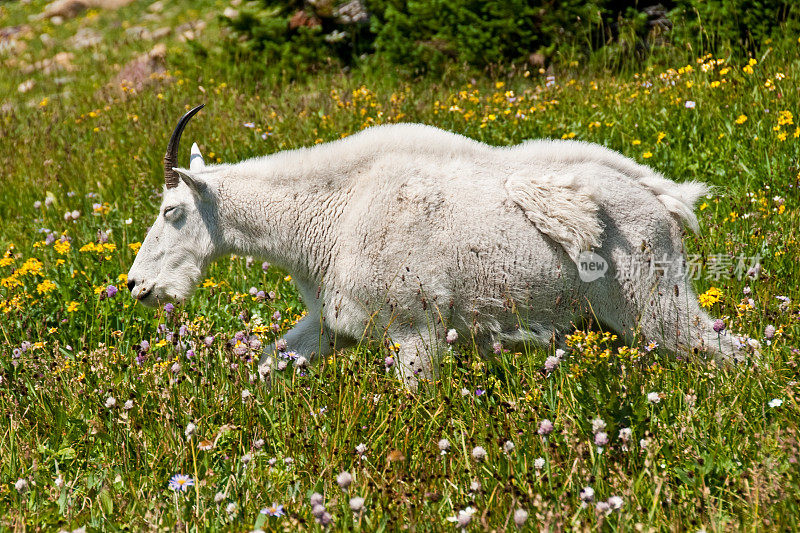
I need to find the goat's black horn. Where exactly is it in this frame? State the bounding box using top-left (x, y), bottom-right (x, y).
top-left (164, 104), bottom-right (204, 189)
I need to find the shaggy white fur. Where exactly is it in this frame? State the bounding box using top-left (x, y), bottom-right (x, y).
top-left (128, 122), bottom-right (743, 389)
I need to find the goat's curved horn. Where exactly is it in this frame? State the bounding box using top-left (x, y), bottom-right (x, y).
top-left (164, 104), bottom-right (204, 189)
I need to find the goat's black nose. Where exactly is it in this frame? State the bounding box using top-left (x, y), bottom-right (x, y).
top-left (127, 278), bottom-right (136, 292)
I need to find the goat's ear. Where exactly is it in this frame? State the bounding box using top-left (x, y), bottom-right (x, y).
top-left (173, 167), bottom-right (208, 196)
top-left (189, 142), bottom-right (205, 171)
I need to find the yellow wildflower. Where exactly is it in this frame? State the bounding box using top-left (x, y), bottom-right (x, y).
top-left (18, 258), bottom-right (43, 276)
top-left (54, 240), bottom-right (71, 255)
top-left (777, 110), bottom-right (793, 126)
top-left (37, 279), bottom-right (57, 294)
top-left (698, 287), bottom-right (722, 308)
top-left (66, 301), bottom-right (79, 312)
top-left (735, 114), bottom-right (747, 124)
top-left (1, 274), bottom-right (22, 288)
top-left (129, 242), bottom-right (142, 253)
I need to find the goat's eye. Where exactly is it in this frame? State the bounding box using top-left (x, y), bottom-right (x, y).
top-left (163, 206), bottom-right (181, 219)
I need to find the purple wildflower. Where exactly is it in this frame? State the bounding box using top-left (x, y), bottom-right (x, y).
top-left (261, 503), bottom-right (285, 517)
top-left (544, 355), bottom-right (560, 372)
top-left (713, 319), bottom-right (725, 333)
top-left (168, 474), bottom-right (194, 492)
top-left (106, 285), bottom-right (118, 298)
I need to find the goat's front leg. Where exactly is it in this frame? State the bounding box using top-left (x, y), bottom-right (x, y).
top-left (258, 312), bottom-right (350, 377)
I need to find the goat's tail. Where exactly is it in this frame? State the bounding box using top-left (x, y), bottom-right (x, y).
top-left (637, 175), bottom-right (710, 233)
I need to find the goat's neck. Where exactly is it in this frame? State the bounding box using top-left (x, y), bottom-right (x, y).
top-left (215, 165), bottom-right (347, 285)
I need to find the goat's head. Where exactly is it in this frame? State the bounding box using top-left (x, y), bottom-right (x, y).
top-left (127, 104), bottom-right (220, 306)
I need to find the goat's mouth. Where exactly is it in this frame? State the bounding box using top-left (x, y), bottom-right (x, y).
top-left (135, 287), bottom-right (152, 302)
top-left (135, 285), bottom-right (190, 308)
top-left (130, 284), bottom-right (165, 307)
top-left (133, 290), bottom-right (158, 307)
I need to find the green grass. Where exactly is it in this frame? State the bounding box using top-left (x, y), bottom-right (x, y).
top-left (1, 1), bottom-right (800, 530)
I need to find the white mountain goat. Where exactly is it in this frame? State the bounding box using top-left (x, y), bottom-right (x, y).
top-left (127, 104), bottom-right (744, 389)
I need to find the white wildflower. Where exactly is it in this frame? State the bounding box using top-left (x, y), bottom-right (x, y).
top-left (349, 496), bottom-right (365, 512)
top-left (591, 417), bottom-right (606, 433)
top-left (513, 508), bottom-right (528, 527)
top-left (471, 446), bottom-right (487, 461)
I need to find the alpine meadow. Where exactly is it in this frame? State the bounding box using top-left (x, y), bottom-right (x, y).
top-left (1, 0), bottom-right (799, 531)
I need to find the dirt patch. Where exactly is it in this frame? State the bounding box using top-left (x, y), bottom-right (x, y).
top-left (100, 43), bottom-right (169, 98)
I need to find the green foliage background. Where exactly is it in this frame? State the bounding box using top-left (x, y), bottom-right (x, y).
top-left (223, 0), bottom-right (800, 73)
